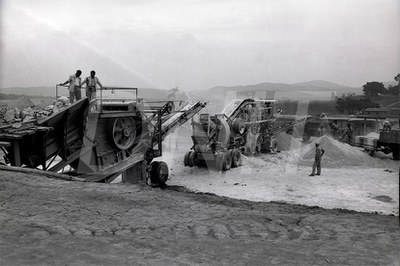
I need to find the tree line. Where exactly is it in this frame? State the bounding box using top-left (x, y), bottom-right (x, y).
top-left (335, 74), bottom-right (399, 114)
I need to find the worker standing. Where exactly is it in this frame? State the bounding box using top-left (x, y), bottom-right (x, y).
top-left (330, 120), bottom-right (339, 139)
top-left (344, 123), bottom-right (353, 144)
top-left (82, 70), bottom-right (103, 101)
top-left (59, 70), bottom-right (83, 104)
top-left (383, 121), bottom-right (391, 131)
top-left (309, 143), bottom-right (324, 176)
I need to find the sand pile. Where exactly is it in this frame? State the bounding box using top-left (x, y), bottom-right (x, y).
top-left (241, 155), bottom-right (269, 168)
top-left (354, 132), bottom-right (379, 148)
top-left (298, 135), bottom-right (393, 168)
top-left (275, 133), bottom-right (302, 151)
top-left (365, 132), bottom-right (379, 139)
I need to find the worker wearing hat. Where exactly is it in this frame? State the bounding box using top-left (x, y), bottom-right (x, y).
top-left (309, 143), bottom-right (324, 176)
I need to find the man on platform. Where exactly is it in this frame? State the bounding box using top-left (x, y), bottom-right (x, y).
top-left (59, 70), bottom-right (83, 104)
top-left (82, 70), bottom-right (103, 101)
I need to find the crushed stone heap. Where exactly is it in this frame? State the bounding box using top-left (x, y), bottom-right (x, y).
top-left (275, 133), bottom-right (302, 151)
top-left (299, 135), bottom-right (391, 168)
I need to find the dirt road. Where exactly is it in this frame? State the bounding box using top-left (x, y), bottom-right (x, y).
top-left (0, 171), bottom-right (399, 265)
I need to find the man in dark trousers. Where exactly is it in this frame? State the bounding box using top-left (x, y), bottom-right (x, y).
top-left (309, 143), bottom-right (324, 176)
top-left (344, 123), bottom-right (353, 144)
top-left (330, 120), bottom-right (339, 139)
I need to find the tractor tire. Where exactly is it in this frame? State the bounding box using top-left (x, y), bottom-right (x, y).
top-left (223, 151), bottom-right (232, 171)
top-left (271, 139), bottom-right (278, 153)
top-left (393, 145), bottom-right (399, 160)
top-left (215, 152), bottom-right (225, 171)
top-left (232, 149), bottom-right (242, 168)
top-left (150, 161), bottom-right (169, 185)
top-left (188, 151), bottom-right (197, 167)
top-left (184, 151), bottom-right (191, 166)
top-left (255, 135), bottom-right (262, 154)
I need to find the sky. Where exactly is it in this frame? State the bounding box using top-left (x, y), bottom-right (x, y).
top-left (0, 0), bottom-right (398, 90)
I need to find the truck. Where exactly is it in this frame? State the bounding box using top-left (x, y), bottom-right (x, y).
top-left (355, 129), bottom-right (400, 160)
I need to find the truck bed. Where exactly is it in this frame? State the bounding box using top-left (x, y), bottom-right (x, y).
top-left (379, 130), bottom-right (400, 144)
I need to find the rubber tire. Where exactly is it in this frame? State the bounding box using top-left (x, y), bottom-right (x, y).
top-left (232, 149), bottom-right (242, 168)
top-left (184, 151), bottom-right (191, 166)
top-left (215, 153), bottom-right (224, 171)
top-left (271, 139), bottom-right (278, 152)
top-left (393, 145), bottom-right (399, 160)
top-left (188, 151), bottom-right (197, 167)
top-left (150, 161), bottom-right (169, 185)
top-left (223, 151), bottom-right (232, 171)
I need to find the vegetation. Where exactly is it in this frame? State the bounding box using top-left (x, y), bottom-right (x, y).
top-left (335, 93), bottom-right (379, 115)
top-left (278, 100), bottom-right (339, 116)
top-left (362, 74), bottom-right (400, 97)
top-left (362, 82), bottom-right (386, 97)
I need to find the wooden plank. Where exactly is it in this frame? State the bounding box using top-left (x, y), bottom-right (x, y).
top-left (0, 133), bottom-right (23, 139)
top-left (11, 140), bottom-right (21, 167)
top-left (0, 141), bottom-right (11, 147)
top-left (99, 112), bottom-right (137, 118)
top-left (81, 152), bottom-right (144, 182)
top-left (0, 165), bottom-right (85, 182)
top-left (47, 148), bottom-right (83, 172)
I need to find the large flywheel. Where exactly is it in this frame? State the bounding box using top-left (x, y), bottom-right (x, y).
top-left (109, 117), bottom-right (137, 150)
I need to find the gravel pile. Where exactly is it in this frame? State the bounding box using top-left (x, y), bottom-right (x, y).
top-left (275, 133), bottom-right (302, 151)
top-left (298, 135), bottom-right (393, 168)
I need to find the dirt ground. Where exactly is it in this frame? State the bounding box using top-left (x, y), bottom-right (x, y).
top-left (0, 170), bottom-right (399, 265)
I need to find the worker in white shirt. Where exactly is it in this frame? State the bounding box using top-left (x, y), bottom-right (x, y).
top-left (82, 70), bottom-right (103, 101)
top-left (59, 70), bottom-right (83, 104)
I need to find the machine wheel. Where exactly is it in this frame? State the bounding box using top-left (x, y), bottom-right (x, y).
top-left (184, 151), bottom-right (191, 166)
top-left (223, 151), bottom-right (232, 171)
top-left (255, 135), bottom-right (263, 154)
top-left (188, 151), bottom-right (197, 167)
top-left (149, 161), bottom-right (169, 185)
top-left (215, 152), bottom-right (225, 171)
top-left (165, 101), bottom-right (175, 114)
top-left (232, 149), bottom-right (242, 168)
top-left (109, 117), bottom-right (137, 150)
top-left (393, 146), bottom-right (399, 160)
top-left (271, 139), bottom-right (278, 153)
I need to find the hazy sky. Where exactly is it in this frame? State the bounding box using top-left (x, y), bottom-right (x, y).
top-left (0, 0), bottom-right (398, 90)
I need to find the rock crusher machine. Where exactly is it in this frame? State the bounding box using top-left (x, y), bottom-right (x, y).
top-left (184, 98), bottom-right (279, 171)
top-left (0, 87), bottom-right (206, 185)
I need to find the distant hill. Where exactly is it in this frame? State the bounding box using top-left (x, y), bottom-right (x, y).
top-left (0, 87), bottom-right (56, 98)
top-left (195, 80), bottom-right (361, 113)
top-left (292, 80), bottom-right (354, 90)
